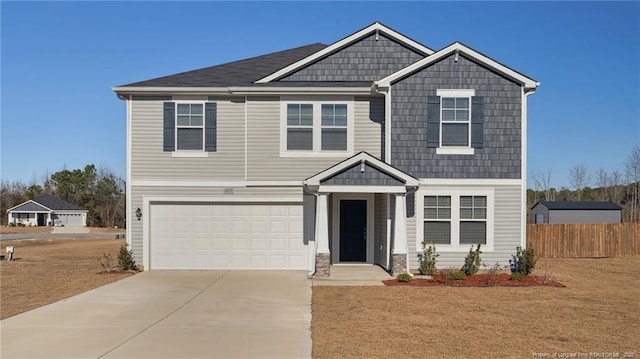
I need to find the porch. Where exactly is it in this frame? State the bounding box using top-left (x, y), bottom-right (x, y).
top-left (312, 264), bottom-right (392, 286)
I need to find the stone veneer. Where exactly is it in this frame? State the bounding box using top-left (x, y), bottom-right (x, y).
top-left (315, 253), bottom-right (331, 277)
top-left (391, 253), bottom-right (407, 275)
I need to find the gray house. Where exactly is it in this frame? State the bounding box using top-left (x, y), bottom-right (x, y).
top-left (7, 194), bottom-right (87, 227)
top-left (531, 201), bottom-right (622, 224)
top-left (112, 22), bottom-right (539, 276)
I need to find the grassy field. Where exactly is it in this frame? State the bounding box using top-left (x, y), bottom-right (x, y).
top-left (0, 237), bottom-right (132, 319)
top-left (312, 257), bottom-right (640, 358)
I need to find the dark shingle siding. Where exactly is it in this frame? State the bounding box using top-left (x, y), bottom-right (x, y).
top-left (119, 44), bottom-right (328, 88)
top-left (321, 163), bottom-right (404, 186)
top-left (33, 194), bottom-right (85, 211)
top-left (279, 33), bottom-right (425, 82)
top-left (10, 201), bottom-right (51, 212)
top-left (391, 54), bottom-right (522, 179)
top-left (536, 201), bottom-right (623, 211)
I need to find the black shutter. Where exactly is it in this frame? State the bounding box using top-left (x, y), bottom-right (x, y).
top-left (205, 102), bottom-right (217, 152)
top-left (426, 96), bottom-right (441, 148)
top-left (163, 102), bottom-right (175, 151)
top-left (471, 96), bottom-right (484, 149)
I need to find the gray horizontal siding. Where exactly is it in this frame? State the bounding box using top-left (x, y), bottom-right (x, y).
top-left (129, 185), bottom-right (304, 264)
top-left (321, 163), bottom-right (403, 186)
top-left (408, 184), bottom-right (522, 270)
top-left (549, 210), bottom-right (622, 224)
top-left (280, 33), bottom-right (424, 82)
top-left (391, 54), bottom-right (522, 179)
top-left (130, 96), bottom-right (245, 181)
top-left (246, 96), bottom-right (382, 181)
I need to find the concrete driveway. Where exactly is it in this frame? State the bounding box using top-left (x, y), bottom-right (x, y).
top-left (0, 271), bottom-right (311, 359)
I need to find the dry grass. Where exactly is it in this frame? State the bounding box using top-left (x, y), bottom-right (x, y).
top-left (0, 226), bottom-right (53, 235)
top-left (89, 227), bottom-right (126, 234)
top-left (312, 257), bottom-right (640, 358)
top-left (0, 238), bottom-right (133, 319)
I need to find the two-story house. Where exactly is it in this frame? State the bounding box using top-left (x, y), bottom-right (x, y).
top-left (113, 22), bottom-right (538, 277)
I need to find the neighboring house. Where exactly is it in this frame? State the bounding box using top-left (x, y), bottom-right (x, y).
top-left (7, 194), bottom-right (88, 227)
top-left (112, 22), bottom-right (539, 276)
top-left (531, 201), bottom-right (622, 224)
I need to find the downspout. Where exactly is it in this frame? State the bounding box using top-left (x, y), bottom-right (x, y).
top-left (521, 86), bottom-right (537, 249)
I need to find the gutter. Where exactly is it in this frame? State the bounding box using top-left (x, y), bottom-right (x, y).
top-left (112, 86), bottom-right (377, 98)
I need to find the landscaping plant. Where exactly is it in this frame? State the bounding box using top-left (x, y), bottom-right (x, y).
top-left (419, 241), bottom-right (439, 275)
top-left (117, 245), bottom-right (137, 270)
top-left (451, 270), bottom-right (467, 280)
top-left (462, 244), bottom-right (482, 275)
top-left (396, 272), bottom-right (412, 282)
top-left (509, 246), bottom-right (537, 275)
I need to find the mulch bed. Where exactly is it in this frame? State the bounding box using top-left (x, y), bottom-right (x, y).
top-left (383, 273), bottom-right (565, 287)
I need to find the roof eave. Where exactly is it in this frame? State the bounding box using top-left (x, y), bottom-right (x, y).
top-left (112, 86), bottom-right (377, 97)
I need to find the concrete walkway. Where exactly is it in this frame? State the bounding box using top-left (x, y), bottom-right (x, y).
top-left (312, 265), bottom-right (392, 286)
top-left (1, 271), bottom-right (312, 359)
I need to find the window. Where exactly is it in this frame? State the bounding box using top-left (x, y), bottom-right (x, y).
top-left (321, 104), bottom-right (347, 151)
top-left (287, 104), bottom-right (313, 150)
top-left (176, 103), bottom-right (204, 150)
top-left (459, 196), bottom-right (487, 245)
top-left (417, 190), bottom-right (494, 250)
top-left (441, 97), bottom-right (469, 146)
top-left (281, 99), bottom-right (353, 156)
top-left (424, 196), bottom-right (451, 244)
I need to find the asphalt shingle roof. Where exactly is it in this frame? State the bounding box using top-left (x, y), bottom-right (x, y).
top-left (33, 194), bottom-right (85, 211)
top-left (10, 201), bottom-right (51, 212)
top-left (119, 43), bottom-right (329, 88)
top-left (535, 201), bottom-right (622, 211)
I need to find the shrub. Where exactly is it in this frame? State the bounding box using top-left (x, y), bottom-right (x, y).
top-left (98, 253), bottom-right (115, 271)
top-left (451, 270), bottom-right (467, 281)
top-left (510, 272), bottom-right (525, 281)
top-left (419, 241), bottom-right (439, 275)
top-left (118, 245), bottom-right (137, 270)
top-left (509, 246), bottom-right (537, 275)
top-left (397, 272), bottom-right (412, 282)
top-left (483, 261), bottom-right (504, 286)
top-left (462, 244), bottom-right (482, 275)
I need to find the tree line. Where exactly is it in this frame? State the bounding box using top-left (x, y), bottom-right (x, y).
top-left (1, 164), bottom-right (125, 228)
top-left (529, 144), bottom-right (640, 222)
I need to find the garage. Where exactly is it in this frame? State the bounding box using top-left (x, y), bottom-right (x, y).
top-left (149, 202), bottom-right (306, 270)
top-left (53, 213), bottom-right (85, 227)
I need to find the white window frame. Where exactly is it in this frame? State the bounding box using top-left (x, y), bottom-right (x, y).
top-left (416, 188), bottom-right (494, 252)
top-left (280, 97), bottom-right (354, 157)
top-left (435, 89), bottom-right (475, 155)
top-left (173, 100), bottom-right (207, 157)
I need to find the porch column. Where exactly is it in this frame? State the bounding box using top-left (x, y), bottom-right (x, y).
top-left (392, 193), bottom-right (409, 275)
top-left (314, 193), bottom-right (330, 277)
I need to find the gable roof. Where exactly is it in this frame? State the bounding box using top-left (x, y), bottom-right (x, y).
top-left (305, 151), bottom-right (419, 187)
top-left (256, 22), bottom-right (434, 84)
top-left (32, 194), bottom-right (85, 211)
top-left (115, 43), bottom-right (328, 89)
top-left (376, 41), bottom-right (540, 92)
top-left (7, 200), bottom-right (52, 213)
top-left (533, 201), bottom-right (622, 211)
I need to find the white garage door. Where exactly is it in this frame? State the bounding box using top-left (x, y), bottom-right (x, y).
top-left (55, 213), bottom-right (84, 227)
top-left (149, 203), bottom-right (306, 270)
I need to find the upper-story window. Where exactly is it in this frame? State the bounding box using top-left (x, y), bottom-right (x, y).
top-left (163, 101), bottom-right (217, 157)
top-left (427, 89), bottom-right (483, 155)
top-left (281, 98), bottom-right (353, 157)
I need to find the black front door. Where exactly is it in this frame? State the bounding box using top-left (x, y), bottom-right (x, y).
top-left (339, 200), bottom-right (367, 262)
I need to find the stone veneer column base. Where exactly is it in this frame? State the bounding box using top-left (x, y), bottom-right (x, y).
top-left (315, 253), bottom-right (331, 277)
top-left (391, 253), bottom-right (407, 276)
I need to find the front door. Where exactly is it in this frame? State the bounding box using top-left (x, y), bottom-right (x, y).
top-left (339, 200), bottom-right (367, 262)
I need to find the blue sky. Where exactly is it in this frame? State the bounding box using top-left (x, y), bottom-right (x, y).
top-left (2, 1), bottom-right (638, 189)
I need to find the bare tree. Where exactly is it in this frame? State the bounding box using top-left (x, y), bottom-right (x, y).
top-left (569, 163), bottom-right (591, 201)
top-left (610, 170), bottom-right (623, 203)
top-left (532, 168), bottom-right (554, 201)
top-left (595, 168), bottom-right (610, 201)
top-left (625, 145), bottom-right (640, 222)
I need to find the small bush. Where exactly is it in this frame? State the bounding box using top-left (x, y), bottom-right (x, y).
top-left (98, 253), bottom-right (115, 271)
top-left (509, 246), bottom-right (537, 275)
top-left (397, 272), bottom-right (412, 282)
top-left (118, 245), bottom-right (137, 270)
top-left (510, 272), bottom-right (525, 281)
top-left (419, 242), bottom-right (439, 275)
top-left (451, 270), bottom-right (467, 281)
top-left (462, 244), bottom-right (482, 275)
top-left (483, 261), bottom-right (504, 286)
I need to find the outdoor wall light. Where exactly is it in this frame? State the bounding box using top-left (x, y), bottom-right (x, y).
top-left (135, 208), bottom-right (142, 221)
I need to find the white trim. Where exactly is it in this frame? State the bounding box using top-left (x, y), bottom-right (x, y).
top-left (280, 97), bottom-right (355, 157)
top-left (131, 180), bottom-right (303, 187)
top-left (436, 89), bottom-right (475, 97)
top-left (244, 95), bottom-right (248, 181)
top-left (305, 151), bottom-right (419, 186)
top-left (318, 185), bottom-right (406, 194)
top-left (383, 87), bottom-right (392, 164)
top-left (418, 178), bottom-right (521, 186)
top-left (171, 151), bottom-right (208, 158)
top-left (436, 147), bottom-right (475, 155)
top-left (6, 200), bottom-right (53, 212)
top-left (256, 22), bottom-right (434, 84)
top-left (331, 193), bottom-right (375, 264)
top-left (521, 89), bottom-right (535, 248)
top-left (113, 86), bottom-right (374, 96)
top-left (385, 194), bottom-right (392, 271)
top-left (415, 188), bottom-right (495, 252)
top-left (126, 95), bottom-right (132, 248)
top-left (376, 42), bottom-right (539, 90)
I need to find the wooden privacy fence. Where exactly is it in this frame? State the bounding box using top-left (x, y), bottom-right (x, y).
top-left (527, 223), bottom-right (640, 258)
